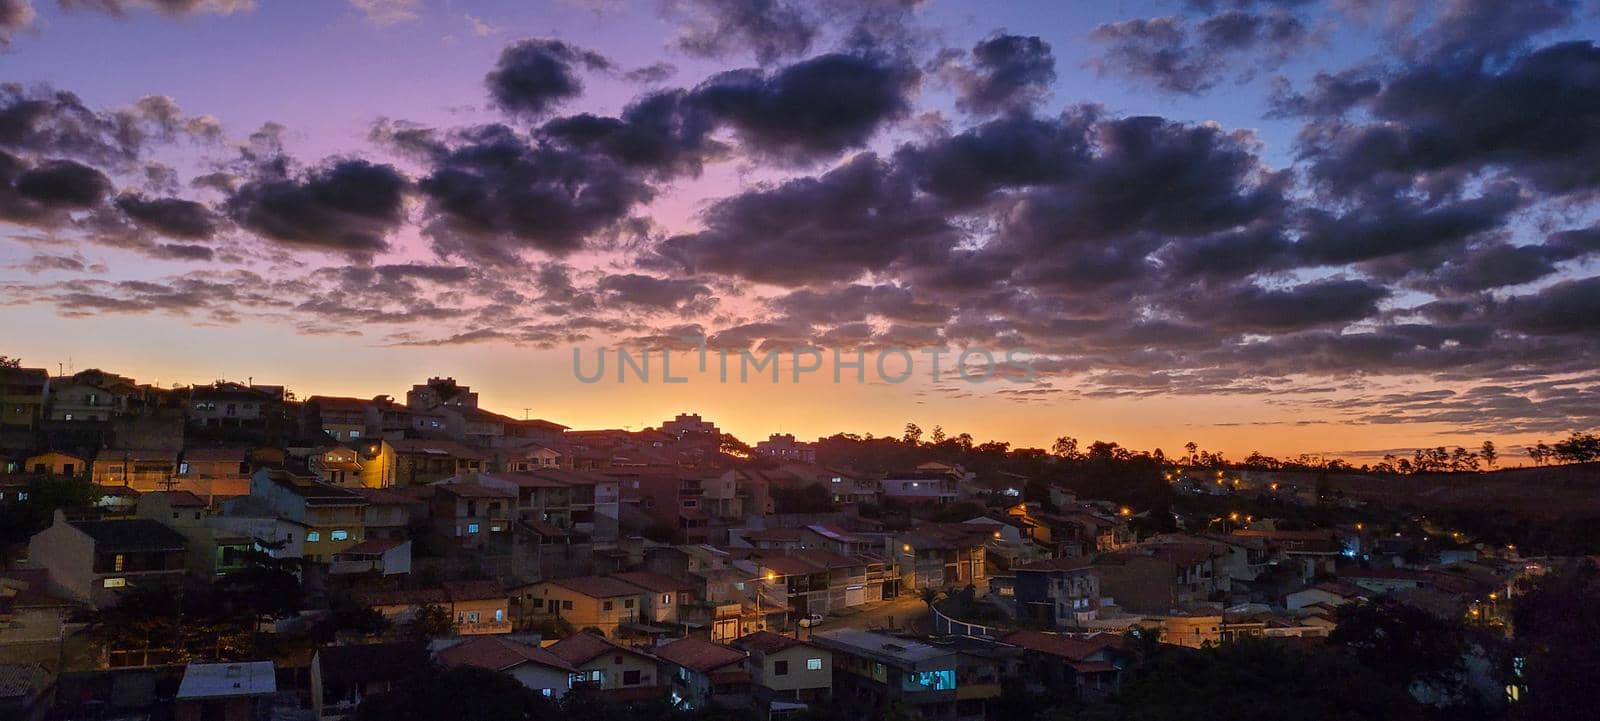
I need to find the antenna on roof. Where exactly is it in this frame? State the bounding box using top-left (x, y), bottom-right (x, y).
top-left (524, 408), bottom-right (531, 420)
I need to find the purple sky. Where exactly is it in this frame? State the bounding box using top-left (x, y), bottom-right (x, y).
top-left (2, 0), bottom-right (1599, 462)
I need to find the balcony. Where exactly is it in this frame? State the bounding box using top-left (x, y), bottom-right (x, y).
top-left (457, 619), bottom-right (513, 635)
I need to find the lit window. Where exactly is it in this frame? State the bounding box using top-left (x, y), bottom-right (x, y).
top-left (306, 531), bottom-right (321, 542)
top-left (467, 523), bottom-right (480, 534)
top-left (113, 554), bottom-right (124, 571)
top-left (662, 593), bottom-right (672, 604)
top-left (350, 430), bottom-right (361, 438)
top-left (103, 577), bottom-right (126, 588)
top-left (807, 658), bottom-right (822, 671)
top-left (331, 530), bottom-right (349, 541)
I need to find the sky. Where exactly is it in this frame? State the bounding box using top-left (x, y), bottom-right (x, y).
top-left (2, 0), bottom-right (1599, 463)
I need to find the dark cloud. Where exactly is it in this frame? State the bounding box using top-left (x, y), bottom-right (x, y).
top-left (417, 123), bottom-right (654, 261)
top-left (1089, 8), bottom-right (1311, 95)
top-left (0, 0), bottom-right (34, 48)
top-left (689, 52), bottom-right (918, 163)
top-left (56, 0), bottom-right (254, 18)
top-left (115, 192), bottom-right (218, 240)
top-left (595, 273), bottom-right (713, 310)
top-left (0, 85), bottom-right (221, 169)
top-left (1294, 186), bottom-right (1521, 267)
top-left (1266, 69), bottom-right (1381, 117)
top-left (894, 110), bottom-right (1095, 207)
top-left (1300, 42), bottom-right (1600, 199)
top-left (486, 38), bottom-right (613, 118)
top-left (1398, 0), bottom-right (1578, 63)
top-left (946, 33), bottom-right (1056, 116)
top-left (623, 62), bottom-right (678, 84)
top-left (1500, 276), bottom-right (1600, 336)
top-left (226, 158), bottom-right (408, 255)
top-left (538, 90), bottom-right (725, 176)
top-left (1178, 278), bottom-right (1389, 331)
top-left (652, 152), bottom-right (957, 286)
top-left (667, 0), bottom-right (817, 64)
top-left (12, 158), bottom-right (111, 206)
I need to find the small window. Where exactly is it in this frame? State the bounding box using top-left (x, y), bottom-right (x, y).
top-left (467, 523), bottom-right (480, 534)
top-left (563, 600), bottom-right (574, 610)
top-left (467, 611), bottom-right (480, 623)
top-left (624, 670), bottom-right (641, 685)
top-left (350, 430), bottom-right (361, 438)
top-left (624, 598), bottom-right (634, 608)
top-left (306, 531), bottom-right (321, 542)
top-left (532, 598), bottom-right (545, 609)
top-left (662, 593), bottom-right (672, 604)
top-left (113, 554), bottom-right (125, 572)
top-left (331, 530), bottom-right (349, 541)
top-left (774, 660), bottom-right (789, 676)
top-left (807, 658), bottom-right (822, 671)
top-left (604, 601), bottom-right (614, 611)
top-left (103, 577), bottom-right (126, 588)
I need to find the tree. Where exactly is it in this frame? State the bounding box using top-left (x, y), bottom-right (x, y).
top-left (1051, 436), bottom-right (1079, 459)
top-left (1328, 598), bottom-right (1468, 692)
top-left (1481, 441), bottom-right (1498, 469)
top-left (1184, 441), bottom-right (1198, 465)
top-left (1550, 431), bottom-right (1600, 464)
top-left (403, 603), bottom-right (455, 640)
top-left (902, 423), bottom-right (923, 445)
top-left (930, 425), bottom-right (946, 444)
top-left (0, 355), bottom-right (20, 368)
top-left (356, 664), bottom-right (554, 721)
top-left (1508, 559), bottom-right (1600, 721)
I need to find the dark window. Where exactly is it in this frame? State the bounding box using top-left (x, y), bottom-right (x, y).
top-left (624, 670), bottom-right (641, 685)
top-left (563, 600), bottom-right (574, 610)
top-left (603, 601), bottom-right (614, 611)
top-left (774, 660), bottom-right (789, 676)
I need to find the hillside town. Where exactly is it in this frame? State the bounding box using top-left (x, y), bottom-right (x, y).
top-left (0, 365), bottom-right (1591, 721)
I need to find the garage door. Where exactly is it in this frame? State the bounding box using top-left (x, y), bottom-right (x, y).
top-left (845, 585), bottom-right (866, 606)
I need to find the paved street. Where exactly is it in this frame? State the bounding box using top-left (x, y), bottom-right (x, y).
top-left (809, 595), bottom-right (930, 634)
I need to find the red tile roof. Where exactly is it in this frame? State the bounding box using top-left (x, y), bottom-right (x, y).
top-left (731, 631), bottom-right (806, 655)
top-left (355, 588), bottom-right (448, 607)
top-left (611, 571), bottom-right (694, 594)
top-left (443, 580), bottom-right (506, 602)
top-left (1002, 630), bottom-right (1112, 662)
top-left (339, 537), bottom-right (407, 555)
top-left (547, 575), bottom-right (646, 598)
top-left (547, 632), bottom-right (644, 666)
top-left (436, 637), bottom-right (575, 673)
top-left (652, 637), bottom-right (746, 673)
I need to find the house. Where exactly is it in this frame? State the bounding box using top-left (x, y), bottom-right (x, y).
top-left (1001, 630), bottom-right (1124, 700)
top-left (810, 629), bottom-right (961, 720)
top-left (187, 382), bottom-right (283, 429)
top-left (389, 439), bottom-right (488, 486)
top-left (310, 446), bottom-right (366, 487)
top-left (1286, 581), bottom-right (1369, 611)
top-left (545, 632), bottom-right (665, 699)
top-left (654, 637), bottom-right (750, 711)
top-left (612, 570), bottom-right (694, 626)
top-left (330, 537), bottom-right (411, 576)
top-left (351, 487), bottom-right (425, 540)
top-left (46, 369), bottom-right (134, 422)
top-left (304, 396), bottom-right (375, 442)
top-left (174, 661), bottom-right (276, 721)
top-left (431, 480), bottom-right (515, 548)
top-left (250, 469), bottom-right (368, 562)
top-left (523, 575), bottom-right (645, 638)
top-left (1337, 566), bottom-right (1434, 594)
top-left (435, 636), bottom-right (576, 698)
top-left (0, 367), bottom-right (49, 430)
top-left (352, 581), bottom-right (510, 635)
top-left (134, 490), bottom-right (257, 577)
top-left (897, 524), bottom-right (989, 590)
top-left (21, 451), bottom-right (86, 478)
top-left (612, 470), bottom-right (709, 543)
top-left (660, 413), bottom-right (720, 441)
top-left (91, 449), bottom-right (178, 492)
top-left (880, 470), bottom-right (959, 505)
top-left (754, 434), bottom-right (817, 463)
top-left (310, 642), bottom-right (428, 721)
top-left (175, 447), bottom-right (252, 499)
top-left (1013, 557), bottom-right (1099, 627)
top-left (731, 631), bottom-right (832, 718)
top-left (26, 512), bottom-right (187, 608)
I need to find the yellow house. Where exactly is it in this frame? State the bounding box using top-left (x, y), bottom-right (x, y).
top-left (352, 581), bottom-right (511, 635)
top-left (23, 451), bottom-right (88, 477)
top-left (249, 469), bottom-right (367, 562)
top-left (546, 633), bottom-right (663, 696)
top-left (525, 576), bottom-right (645, 638)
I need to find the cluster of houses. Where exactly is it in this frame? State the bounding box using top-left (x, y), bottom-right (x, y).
top-left (0, 368), bottom-right (1537, 721)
